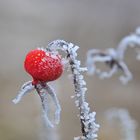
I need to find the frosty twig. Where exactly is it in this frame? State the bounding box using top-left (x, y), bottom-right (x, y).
top-left (12, 81), bottom-right (34, 104)
top-left (13, 40), bottom-right (99, 139)
top-left (86, 27), bottom-right (140, 84)
top-left (13, 48), bottom-right (63, 128)
top-left (48, 40), bottom-right (99, 140)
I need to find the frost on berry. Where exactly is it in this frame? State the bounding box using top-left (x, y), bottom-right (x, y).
top-left (35, 83), bottom-right (61, 128)
top-left (86, 27), bottom-right (140, 84)
top-left (106, 108), bottom-right (137, 140)
top-left (13, 48), bottom-right (62, 128)
top-left (86, 48), bottom-right (133, 84)
top-left (24, 48), bottom-right (63, 83)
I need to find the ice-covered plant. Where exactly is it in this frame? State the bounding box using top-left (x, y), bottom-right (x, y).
top-left (13, 48), bottom-right (63, 128)
top-left (48, 40), bottom-right (99, 140)
top-left (86, 27), bottom-right (140, 84)
top-left (13, 40), bottom-right (99, 140)
top-left (106, 108), bottom-right (137, 140)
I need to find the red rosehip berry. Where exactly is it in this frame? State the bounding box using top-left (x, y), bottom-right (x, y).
top-left (24, 48), bottom-right (63, 85)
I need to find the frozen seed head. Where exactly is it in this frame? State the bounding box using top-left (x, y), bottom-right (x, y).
top-left (24, 48), bottom-right (63, 84)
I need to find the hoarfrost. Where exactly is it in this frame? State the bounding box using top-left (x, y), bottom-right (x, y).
top-left (35, 83), bottom-right (61, 127)
top-left (48, 40), bottom-right (99, 140)
top-left (13, 81), bottom-right (61, 128)
top-left (12, 81), bottom-right (34, 104)
top-left (86, 27), bottom-right (140, 84)
top-left (13, 39), bottom-right (99, 139)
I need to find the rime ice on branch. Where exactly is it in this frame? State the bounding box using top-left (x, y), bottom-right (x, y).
top-left (48, 40), bottom-right (99, 140)
top-left (86, 27), bottom-right (140, 84)
top-left (106, 108), bottom-right (137, 140)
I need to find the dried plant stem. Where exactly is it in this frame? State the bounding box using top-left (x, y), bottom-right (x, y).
top-left (86, 28), bottom-right (140, 84)
top-left (13, 80), bottom-right (61, 128)
top-left (35, 82), bottom-right (61, 128)
top-left (69, 56), bottom-right (88, 137)
top-left (48, 40), bottom-right (99, 140)
top-left (117, 28), bottom-right (140, 60)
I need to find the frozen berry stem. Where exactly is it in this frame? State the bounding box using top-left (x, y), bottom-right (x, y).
top-left (13, 81), bottom-right (61, 128)
top-left (12, 81), bottom-right (34, 104)
top-left (86, 27), bottom-right (140, 84)
top-left (13, 48), bottom-right (63, 128)
top-left (48, 40), bottom-right (99, 140)
top-left (34, 82), bottom-right (61, 127)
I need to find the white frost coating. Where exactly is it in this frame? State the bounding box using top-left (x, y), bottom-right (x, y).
top-left (48, 40), bottom-right (99, 140)
top-left (35, 83), bottom-right (62, 128)
top-left (106, 108), bottom-right (137, 140)
top-left (12, 81), bottom-right (34, 104)
top-left (40, 94), bottom-right (54, 128)
top-left (118, 61), bottom-right (133, 84)
top-left (45, 84), bottom-right (61, 125)
top-left (37, 47), bottom-right (46, 52)
top-left (86, 49), bottom-right (113, 75)
top-left (86, 48), bottom-right (133, 84)
top-left (117, 31), bottom-right (140, 60)
top-left (13, 80), bottom-right (61, 128)
top-left (86, 27), bottom-right (140, 84)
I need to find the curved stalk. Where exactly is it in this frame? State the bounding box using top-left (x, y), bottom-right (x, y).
top-left (48, 40), bottom-right (99, 140)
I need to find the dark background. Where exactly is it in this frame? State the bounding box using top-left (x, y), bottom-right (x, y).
top-left (0, 0), bottom-right (140, 139)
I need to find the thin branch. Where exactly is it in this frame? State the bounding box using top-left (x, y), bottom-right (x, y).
top-left (44, 84), bottom-right (61, 125)
top-left (48, 40), bottom-right (99, 140)
top-left (117, 27), bottom-right (140, 60)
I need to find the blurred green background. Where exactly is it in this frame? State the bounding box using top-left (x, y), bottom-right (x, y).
top-left (0, 0), bottom-right (140, 139)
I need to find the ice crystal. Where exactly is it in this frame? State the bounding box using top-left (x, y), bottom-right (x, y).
top-left (86, 27), bottom-right (140, 84)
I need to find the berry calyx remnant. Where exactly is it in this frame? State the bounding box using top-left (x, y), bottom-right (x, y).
top-left (24, 48), bottom-right (63, 85)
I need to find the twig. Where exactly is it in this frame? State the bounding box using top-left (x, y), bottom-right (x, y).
top-left (13, 79), bottom-right (61, 128)
top-left (86, 27), bottom-right (140, 84)
top-left (48, 40), bottom-right (99, 140)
